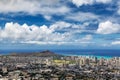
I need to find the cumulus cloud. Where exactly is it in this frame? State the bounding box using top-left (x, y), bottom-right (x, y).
top-left (0, 0), bottom-right (38, 14)
top-left (65, 12), bottom-right (99, 22)
top-left (72, 0), bottom-right (94, 7)
top-left (0, 22), bottom-right (95, 45)
top-left (0, 0), bottom-right (70, 19)
top-left (50, 21), bottom-right (72, 31)
top-left (96, 21), bottom-right (120, 34)
top-left (96, 0), bottom-right (112, 3)
top-left (74, 35), bottom-right (94, 46)
top-left (75, 35), bottom-right (93, 44)
top-left (0, 22), bottom-right (72, 44)
top-left (117, 1), bottom-right (120, 15)
top-left (71, 0), bottom-right (112, 7)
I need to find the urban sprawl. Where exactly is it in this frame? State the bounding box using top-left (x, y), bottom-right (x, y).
top-left (0, 51), bottom-right (120, 80)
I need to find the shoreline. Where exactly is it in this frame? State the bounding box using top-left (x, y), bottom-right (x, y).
top-left (60, 53), bottom-right (113, 59)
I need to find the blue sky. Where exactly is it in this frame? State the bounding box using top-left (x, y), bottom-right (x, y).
top-left (0, 0), bottom-right (120, 50)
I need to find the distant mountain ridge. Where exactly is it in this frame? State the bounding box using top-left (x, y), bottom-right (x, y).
top-left (8, 50), bottom-right (62, 57)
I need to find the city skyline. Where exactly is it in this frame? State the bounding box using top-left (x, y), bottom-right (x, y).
top-left (0, 0), bottom-right (120, 50)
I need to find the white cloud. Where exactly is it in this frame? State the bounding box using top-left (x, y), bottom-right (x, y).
top-left (0, 0), bottom-right (39, 14)
top-left (20, 41), bottom-right (92, 45)
top-left (21, 41), bottom-right (67, 45)
top-left (111, 41), bottom-right (120, 45)
top-left (117, 1), bottom-right (120, 15)
top-left (81, 35), bottom-right (93, 41)
top-left (75, 35), bottom-right (94, 46)
top-left (96, 21), bottom-right (120, 34)
top-left (0, 22), bottom-right (71, 44)
top-left (44, 15), bottom-right (52, 20)
top-left (50, 21), bottom-right (72, 31)
top-left (72, 0), bottom-right (94, 7)
top-left (65, 12), bottom-right (99, 22)
top-left (50, 21), bottom-right (84, 33)
top-left (75, 35), bottom-right (93, 44)
top-left (0, 22), bottom-right (95, 45)
top-left (71, 0), bottom-right (112, 7)
top-left (0, 0), bottom-right (70, 19)
top-left (118, 9), bottom-right (120, 15)
top-left (96, 0), bottom-right (112, 3)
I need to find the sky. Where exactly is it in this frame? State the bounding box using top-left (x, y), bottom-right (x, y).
top-left (0, 0), bottom-right (120, 50)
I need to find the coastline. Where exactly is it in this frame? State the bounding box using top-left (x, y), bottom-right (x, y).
top-left (59, 53), bottom-right (113, 59)
top-left (0, 49), bottom-right (120, 59)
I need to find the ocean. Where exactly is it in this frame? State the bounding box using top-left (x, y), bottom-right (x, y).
top-left (0, 49), bottom-right (120, 59)
top-left (53, 49), bottom-right (120, 59)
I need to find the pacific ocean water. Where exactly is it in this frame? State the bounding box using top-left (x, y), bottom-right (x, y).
top-left (0, 49), bottom-right (120, 58)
